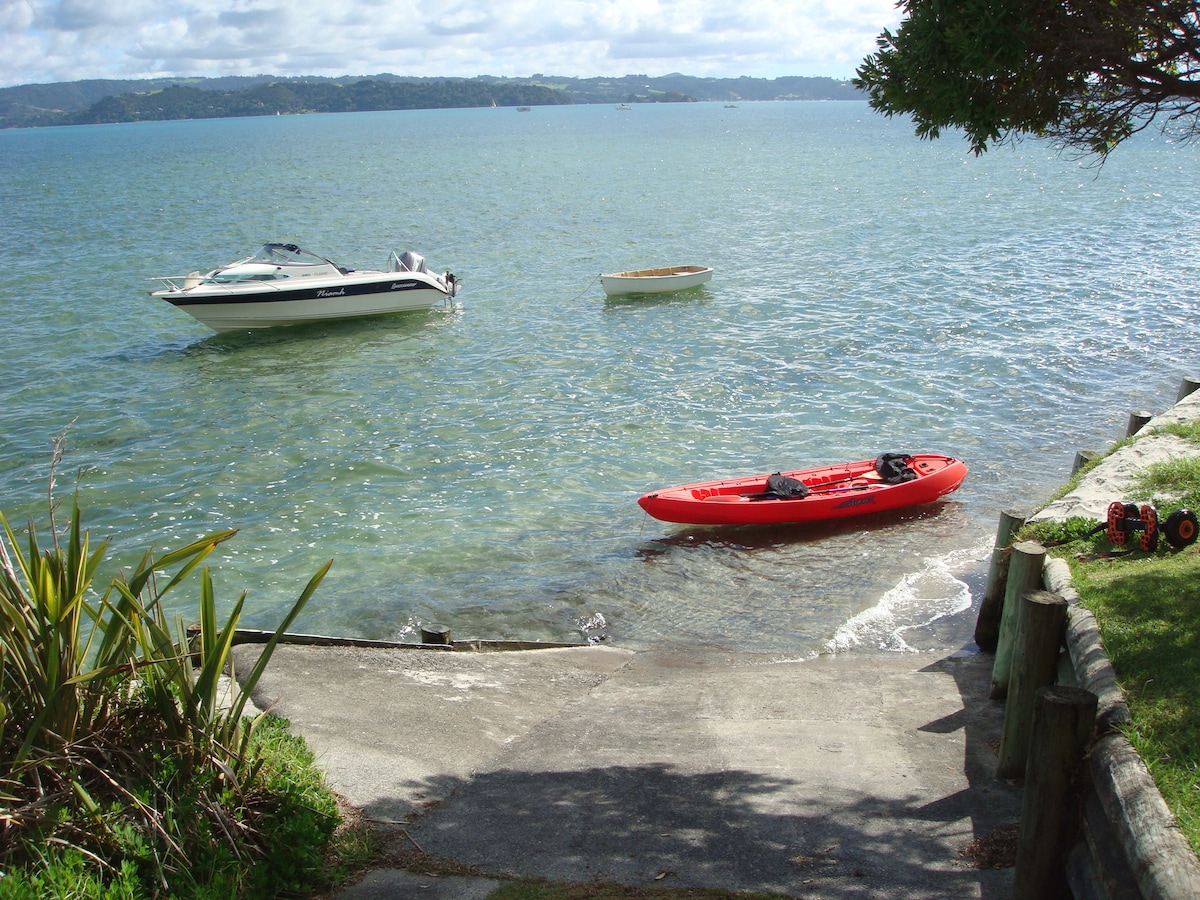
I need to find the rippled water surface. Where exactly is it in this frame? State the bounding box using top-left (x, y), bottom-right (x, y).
top-left (2, 102), bottom-right (1197, 655)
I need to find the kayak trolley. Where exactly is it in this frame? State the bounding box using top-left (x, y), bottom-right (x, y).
top-left (1107, 502), bottom-right (1158, 551)
top-left (1106, 502), bottom-right (1198, 551)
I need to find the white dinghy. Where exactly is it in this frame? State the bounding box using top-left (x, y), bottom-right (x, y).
top-left (600, 265), bottom-right (713, 297)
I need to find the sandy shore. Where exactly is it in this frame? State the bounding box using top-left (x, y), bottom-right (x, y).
top-left (1030, 386), bottom-right (1200, 524)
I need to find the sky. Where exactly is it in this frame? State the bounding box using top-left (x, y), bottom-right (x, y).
top-left (0, 0), bottom-right (904, 89)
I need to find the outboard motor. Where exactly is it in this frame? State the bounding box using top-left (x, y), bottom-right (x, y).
top-left (387, 250), bottom-right (428, 273)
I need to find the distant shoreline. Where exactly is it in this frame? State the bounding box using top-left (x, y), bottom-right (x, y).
top-left (0, 73), bottom-right (862, 129)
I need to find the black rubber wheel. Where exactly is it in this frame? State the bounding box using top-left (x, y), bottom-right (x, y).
top-left (1164, 509), bottom-right (1199, 549)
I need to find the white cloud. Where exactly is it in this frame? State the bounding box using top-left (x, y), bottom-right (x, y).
top-left (0, 0), bottom-right (902, 87)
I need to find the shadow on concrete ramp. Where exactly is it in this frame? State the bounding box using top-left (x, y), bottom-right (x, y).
top-left (387, 759), bottom-right (1016, 898)
top-left (239, 644), bottom-right (1022, 898)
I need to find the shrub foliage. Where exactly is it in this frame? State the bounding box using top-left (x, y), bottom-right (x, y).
top-left (0, 446), bottom-right (335, 897)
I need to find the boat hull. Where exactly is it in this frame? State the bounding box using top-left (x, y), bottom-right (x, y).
top-left (155, 275), bottom-right (451, 331)
top-left (601, 265), bottom-right (713, 297)
top-left (637, 454), bottom-right (968, 526)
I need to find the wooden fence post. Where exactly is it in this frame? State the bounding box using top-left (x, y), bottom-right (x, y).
top-left (996, 590), bottom-right (1068, 779)
top-left (990, 541), bottom-right (1046, 700)
top-left (1126, 410), bottom-right (1153, 437)
top-left (420, 625), bottom-right (451, 645)
top-left (1071, 450), bottom-right (1099, 475)
top-left (1011, 686), bottom-right (1098, 900)
top-left (975, 509), bottom-right (1026, 653)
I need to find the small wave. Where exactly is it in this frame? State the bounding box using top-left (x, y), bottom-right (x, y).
top-left (825, 541), bottom-right (990, 654)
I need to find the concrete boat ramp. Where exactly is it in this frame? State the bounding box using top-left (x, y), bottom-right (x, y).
top-left (235, 642), bottom-right (1020, 898)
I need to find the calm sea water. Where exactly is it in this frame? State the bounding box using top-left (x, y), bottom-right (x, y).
top-left (2, 102), bottom-right (1197, 656)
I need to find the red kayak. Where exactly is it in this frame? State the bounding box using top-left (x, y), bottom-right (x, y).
top-left (637, 453), bottom-right (968, 526)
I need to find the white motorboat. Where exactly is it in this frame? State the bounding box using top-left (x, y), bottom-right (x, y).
top-left (600, 265), bottom-right (713, 297)
top-left (150, 243), bottom-right (459, 332)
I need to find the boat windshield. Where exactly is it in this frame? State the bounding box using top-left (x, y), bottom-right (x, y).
top-left (247, 243), bottom-right (334, 268)
top-left (210, 271), bottom-right (287, 284)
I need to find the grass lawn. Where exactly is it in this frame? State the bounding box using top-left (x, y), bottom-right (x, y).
top-left (1066, 548), bottom-right (1200, 855)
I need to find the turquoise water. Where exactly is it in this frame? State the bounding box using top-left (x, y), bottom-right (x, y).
top-left (2, 102), bottom-right (1197, 655)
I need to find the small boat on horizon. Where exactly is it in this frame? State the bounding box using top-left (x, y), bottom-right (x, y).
top-left (637, 454), bottom-right (968, 526)
top-left (150, 243), bottom-right (459, 332)
top-left (600, 265), bottom-right (713, 297)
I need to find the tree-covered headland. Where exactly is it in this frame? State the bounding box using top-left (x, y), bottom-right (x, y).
top-left (0, 73), bottom-right (860, 128)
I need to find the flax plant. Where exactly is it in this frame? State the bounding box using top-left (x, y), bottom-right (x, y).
top-left (0, 452), bottom-right (332, 891)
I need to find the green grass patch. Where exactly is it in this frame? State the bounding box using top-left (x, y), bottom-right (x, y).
top-left (1131, 457), bottom-right (1200, 502)
top-left (1067, 549), bottom-right (1200, 855)
top-left (1149, 420), bottom-right (1200, 445)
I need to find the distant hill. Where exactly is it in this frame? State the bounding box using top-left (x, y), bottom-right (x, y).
top-left (0, 73), bottom-right (861, 128)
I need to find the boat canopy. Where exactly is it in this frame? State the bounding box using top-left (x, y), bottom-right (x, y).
top-left (247, 243), bottom-right (336, 268)
top-left (203, 243), bottom-right (345, 284)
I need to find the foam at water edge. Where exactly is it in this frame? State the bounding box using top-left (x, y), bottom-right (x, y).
top-left (825, 541), bottom-right (991, 654)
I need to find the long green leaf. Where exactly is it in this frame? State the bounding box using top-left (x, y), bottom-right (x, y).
top-left (227, 559), bottom-right (331, 725)
top-left (124, 529), bottom-right (239, 601)
top-left (191, 574), bottom-right (245, 730)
